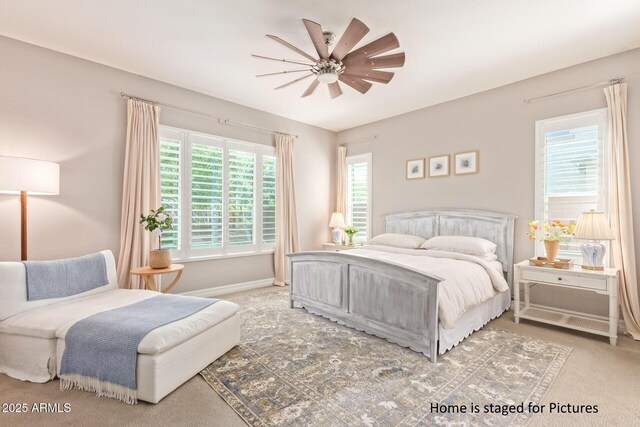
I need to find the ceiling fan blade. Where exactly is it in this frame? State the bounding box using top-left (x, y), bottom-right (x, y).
top-left (328, 82), bottom-right (343, 98)
top-left (274, 73), bottom-right (314, 90)
top-left (302, 19), bottom-right (329, 60)
top-left (256, 69), bottom-right (313, 77)
top-left (301, 79), bottom-right (320, 97)
top-left (338, 75), bottom-right (373, 94)
top-left (347, 33), bottom-right (399, 58)
top-left (344, 52), bottom-right (406, 70)
top-left (251, 54), bottom-right (315, 67)
top-left (342, 70), bottom-right (394, 84)
top-left (331, 18), bottom-right (370, 61)
top-left (265, 35), bottom-right (318, 62)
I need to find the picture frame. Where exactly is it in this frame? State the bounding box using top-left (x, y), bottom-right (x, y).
top-left (454, 150), bottom-right (479, 175)
top-left (428, 154), bottom-right (450, 178)
top-left (406, 158), bottom-right (425, 180)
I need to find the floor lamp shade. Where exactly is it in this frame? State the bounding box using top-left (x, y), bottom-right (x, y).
top-left (0, 156), bottom-right (60, 195)
top-left (0, 156), bottom-right (60, 260)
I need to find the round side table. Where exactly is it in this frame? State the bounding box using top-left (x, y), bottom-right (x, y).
top-left (130, 264), bottom-right (184, 293)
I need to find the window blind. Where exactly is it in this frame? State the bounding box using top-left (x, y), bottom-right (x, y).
top-left (346, 154), bottom-right (372, 242)
top-left (262, 154), bottom-right (276, 244)
top-left (228, 149), bottom-right (255, 247)
top-left (159, 137), bottom-right (181, 250)
top-left (536, 110), bottom-right (607, 261)
top-left (190, 142), bottom-right (224, 249)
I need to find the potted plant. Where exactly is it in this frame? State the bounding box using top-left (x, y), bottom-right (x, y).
top-left (343, 225), bottom-right (359, 246)
top-left (527, 220), bottom-right (574, 262)
top-left (140, 206), bottom-right (174, 269)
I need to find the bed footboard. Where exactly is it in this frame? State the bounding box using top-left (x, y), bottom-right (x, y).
top-left (288, 251), bottom-right (442, 362)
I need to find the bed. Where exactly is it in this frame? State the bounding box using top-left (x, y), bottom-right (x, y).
top-left (288, 209), bottom-right (516, 362)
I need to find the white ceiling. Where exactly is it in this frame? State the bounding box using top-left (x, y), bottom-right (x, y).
top-left (1, 0), bottom-right (640, 131)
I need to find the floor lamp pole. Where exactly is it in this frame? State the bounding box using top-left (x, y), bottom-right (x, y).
top-left (20, 191), bottom-right (27, 261)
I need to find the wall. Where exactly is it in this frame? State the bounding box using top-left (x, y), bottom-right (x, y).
top-left (0, 36), bottom-right (336, 293)
top-left (338, 48), bottom-right (640, 316)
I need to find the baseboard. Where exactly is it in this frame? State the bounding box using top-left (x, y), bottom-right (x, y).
top-left (179, 278), bottom-right (274, 298)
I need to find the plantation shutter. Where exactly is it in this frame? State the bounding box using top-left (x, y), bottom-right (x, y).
top-left (536, 110), bottom-right (607, 260)
top-left (346, 153), bottom-right (372, 242)
top-left (262, 153), bottom-right (276, 245)
top-left (159, 135), bottom-right (181, 250)
top-left (228, 145), bottom-right (255, 247)
top-left (190, 136), bottom-right (224, 250)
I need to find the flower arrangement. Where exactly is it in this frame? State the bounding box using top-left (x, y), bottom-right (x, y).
top-left (343, 225), bottom-right (359, 245)
top-left (140, 206), bottom-right (174, 250)
top-left (527, 220), bottom-right (574, 243)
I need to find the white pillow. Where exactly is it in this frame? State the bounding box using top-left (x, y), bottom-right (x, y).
top-left (421, 236), bottom-right (497, 258)
top-left (367, 233), bottom-right (426, 249)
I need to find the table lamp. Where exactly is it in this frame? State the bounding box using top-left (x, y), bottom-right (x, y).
top-left (329, 212), bottom-right (346, 244)
top-left (573, 210), bottom-right (614, 270)
top-left (0, 156), bottom-right (60, 260)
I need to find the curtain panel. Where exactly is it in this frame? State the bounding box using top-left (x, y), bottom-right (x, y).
top-left (604, 83), bottom-right (640, 339)
top-left (336, 145), bottom-right (347, 214)
top-left (116, 99), bottom-right (160, 289)
top-left (273, 134), bottom-right (300, 286)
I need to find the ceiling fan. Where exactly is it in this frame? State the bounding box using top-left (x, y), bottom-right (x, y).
top-left (252, 18), bottom-right (405, 98)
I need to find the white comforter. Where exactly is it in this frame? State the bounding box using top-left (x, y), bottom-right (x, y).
top-left (348, 245), bottom-right (509, 329)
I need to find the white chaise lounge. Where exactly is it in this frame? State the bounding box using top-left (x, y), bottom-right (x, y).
top-left (0, 250), bottom-right (240, 403)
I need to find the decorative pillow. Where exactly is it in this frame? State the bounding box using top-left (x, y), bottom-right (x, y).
top-left (366, 233), bottom-right (426, 249)
top-left (421, 235), bottom-right (497, 258)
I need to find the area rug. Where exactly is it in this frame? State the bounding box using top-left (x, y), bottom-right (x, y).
top-left (200, 287), bottom-right (571, 426)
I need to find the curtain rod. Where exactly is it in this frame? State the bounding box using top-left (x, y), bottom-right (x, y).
top-left (524, 77), bottom-right (624, 104)
top-left (120, 92), bottom-right (298, 139)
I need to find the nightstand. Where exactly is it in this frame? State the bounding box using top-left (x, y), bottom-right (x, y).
top-left (513, 261), bottom-right (619, 345)
top-left (322, 243), bottom-right (360, 251)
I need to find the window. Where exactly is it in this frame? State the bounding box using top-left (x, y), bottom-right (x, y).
top-left (345, 153), bottom-right (372, 242)
top-left (535, 109), bottom-right (608, 260)
top-left (160, 126), bottom-right (276, 260)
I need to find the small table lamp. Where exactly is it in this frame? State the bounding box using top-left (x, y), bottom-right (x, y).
top-left (0, 156), bottom-right (60, 260)
top-left (573, 210), bottom-right (614, 271)
top-left (329, 212), bottom-right (346, 244)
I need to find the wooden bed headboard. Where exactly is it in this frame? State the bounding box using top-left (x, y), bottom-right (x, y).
top-left (384, 209), bottom-right (517, 286)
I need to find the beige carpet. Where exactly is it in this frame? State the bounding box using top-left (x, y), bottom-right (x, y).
top-left (1, 286), bottom-right (639, 427)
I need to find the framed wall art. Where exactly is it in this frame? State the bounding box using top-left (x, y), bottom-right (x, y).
top-left (406, 158), bottom-right (425, 180)
top-left (454, 150), bottom-right (479, 175)
top-left (428, 154), bottom-right (450, 178)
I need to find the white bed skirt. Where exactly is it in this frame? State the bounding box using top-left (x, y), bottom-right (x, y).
top-left (439, 289), bottom-right (511, 354)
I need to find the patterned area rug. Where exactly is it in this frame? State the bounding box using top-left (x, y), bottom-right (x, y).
top-left (200, 287), bottom-right (571, 426)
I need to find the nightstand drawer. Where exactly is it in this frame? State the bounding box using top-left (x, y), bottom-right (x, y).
top-left (521, 269), bottom-right (580, 287)
top-left (579, 275), bottom-right (607, 291)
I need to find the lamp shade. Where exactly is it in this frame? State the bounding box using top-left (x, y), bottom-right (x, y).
top-left (329, 212), bottom-right (346, 228)
top-left (573, 210), bottom-right (614, 240)
top-left (0, 156), bottom-right (60, 195)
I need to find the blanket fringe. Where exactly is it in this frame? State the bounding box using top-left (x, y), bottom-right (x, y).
top-left (60, 374), bottom-right (137, 404)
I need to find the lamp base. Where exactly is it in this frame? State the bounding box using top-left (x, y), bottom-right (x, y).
top-left (580, 240), bottom-right (606, 271)
top-left (331, 228), bottom-right (343, 245)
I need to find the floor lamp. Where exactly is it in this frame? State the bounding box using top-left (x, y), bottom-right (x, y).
top-left (0, 156), bottom-right (60, 261)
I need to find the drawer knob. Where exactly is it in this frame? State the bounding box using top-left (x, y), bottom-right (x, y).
top-left (558, 277), bottom-right (562, 281)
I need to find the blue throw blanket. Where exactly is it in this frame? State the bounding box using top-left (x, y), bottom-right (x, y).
top-left (59, 294), bottom-right (218, 404)
top-left (24, 252), bottom-right (108, 301)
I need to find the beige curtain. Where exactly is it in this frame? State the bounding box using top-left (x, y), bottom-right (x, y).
top-left (274, 133), bottom-right (300, 286)
top-left (605, 83), bottom-right (640, 339)
top-left (336, 145), bottom-right (347, 214)
top-left (116, 99), bottom-right (161, 289)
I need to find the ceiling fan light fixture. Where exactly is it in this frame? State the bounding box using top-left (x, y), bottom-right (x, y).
top-left (254, 17), bottom-right (404, 98)
top-left (316, 70), bottom-right (339, 84)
